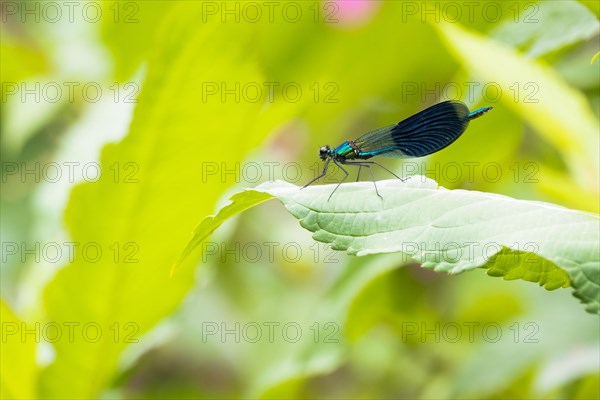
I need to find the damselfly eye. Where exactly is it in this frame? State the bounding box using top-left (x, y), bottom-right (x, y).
top-left (319, 146), bottom-right (330, 160)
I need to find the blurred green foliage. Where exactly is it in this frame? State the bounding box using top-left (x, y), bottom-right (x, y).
top-left (1, 1), bottom-right (599, 399)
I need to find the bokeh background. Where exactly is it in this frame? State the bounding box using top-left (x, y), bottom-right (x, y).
top-left (1, 0), bottom-right (599, 399)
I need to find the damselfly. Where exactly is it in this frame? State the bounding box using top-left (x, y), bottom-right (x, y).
top-left (303, 100), bottom-right (492, 199)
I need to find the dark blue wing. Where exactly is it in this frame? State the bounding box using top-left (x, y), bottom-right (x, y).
top-left (354, 100), bottom-right (472, 158)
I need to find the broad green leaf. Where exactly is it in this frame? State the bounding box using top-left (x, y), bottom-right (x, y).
top-left (40, 4), bottom-right (274, 398)
top-left (176, 178), bottom-right (599, 314)
top-left (256, 179), bottom-right (597, 313)
top-left (433, 21), bottom-right (600, 194)
top-left (0, 300), bottom-right (38, 400)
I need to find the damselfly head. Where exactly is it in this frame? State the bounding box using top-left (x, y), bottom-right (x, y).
top-left (319, 145), bottom-right (330, 160)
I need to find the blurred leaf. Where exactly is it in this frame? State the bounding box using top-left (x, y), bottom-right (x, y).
top-left (256, 350), bottom-right (343, 400)
top-left (579, 0), bottom-right (600, 17)
top-left (455, 347), bottom-right (540, 399)
top-left (534, 169), bottom-right (600, 213)
top-left (0, 36), bottom-right (48, 85)
top-left (537, 345), bottom-right (600, 395)
top-left (329, 255), bottom-right (409, 343)
top-left (452, 286), bottom-right (600, 399)
top-left (101, 1), bottom-right (175, 80)
top-left (0, 34), bottom-right (51, 153)
top-left (255, 254), bottom-right (402, 399)
top-left (0, 300), bottom-right (38, 400)
top-left (434, 97), bottom-right (522, 165)
top-left (428, 99), bottom-right (523, 191)
top-left (491, 1), bottom-right (599, 57)
top-left (570, 374), bottom-right (600, 399)
top-left (433, 21), bottom-right (600, 193)
top-left (344, 267), bottom-right (421, 342)
top-left (40, 4), bottom-right (275, 398)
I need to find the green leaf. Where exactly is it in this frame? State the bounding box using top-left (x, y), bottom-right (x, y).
top-left (257, 179), bottom-right (598, 313)
top-left (484, 248), bottom-right (570, 290)
top-left (40, 4), bottom-right (274, 398)
top-left (101, 1), bottom-right (176, 80)
top-left (171, 190), bottom-right (274, 276)
top-left (0, 300), bottom-right (38, 400)
top-left (176, 178), bottom-right (599, 314)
